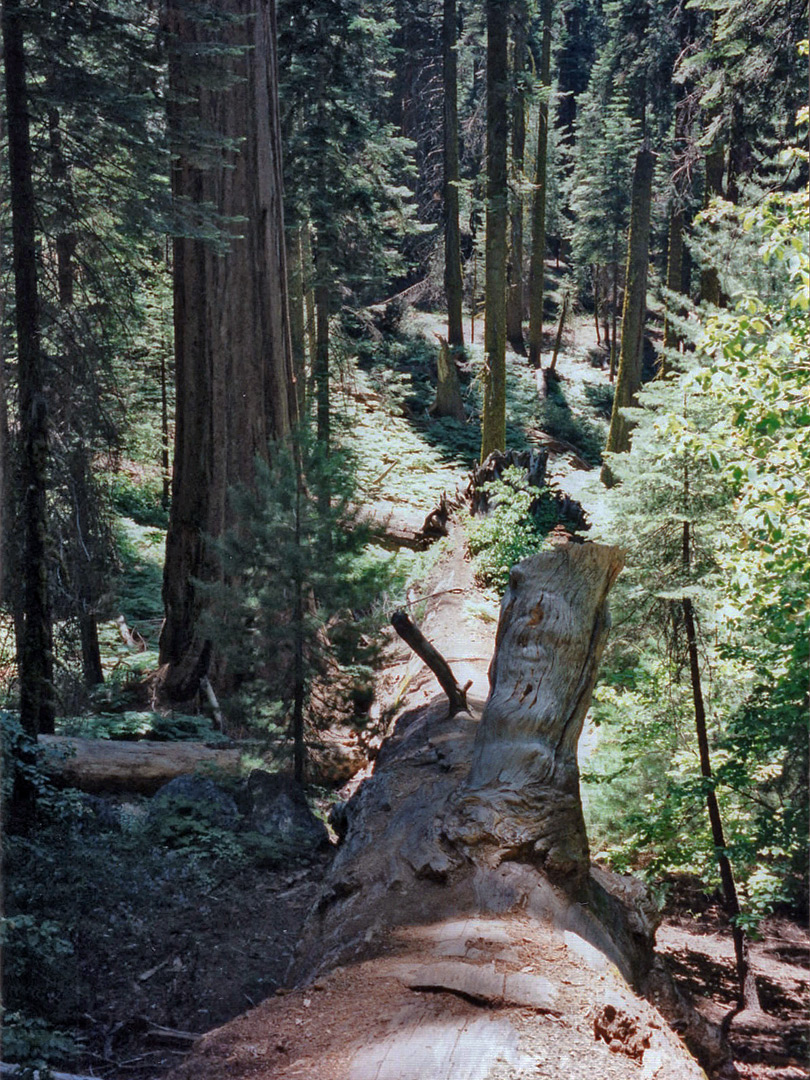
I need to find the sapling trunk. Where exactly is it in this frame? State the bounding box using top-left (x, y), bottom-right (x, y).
top-left (443, 0), bottom-right (464, 348)
top-left (527, 0), bottom-right (552, 370)
top-left (682, 516), bottom-right (760, 1012)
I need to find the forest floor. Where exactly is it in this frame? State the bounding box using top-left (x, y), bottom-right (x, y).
top-left (9, 305), bottom-right (807, 1080)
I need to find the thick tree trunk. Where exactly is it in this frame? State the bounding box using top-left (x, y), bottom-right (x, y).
top-left (480, 0), bottom-right (509, 461)
top-left (506, 0), bottom-right (528, 354)
top-left (314, 243), bottom-right (331, 450)
top-left (527, 0), bottom-right (552, 370)
top-left (160, 0), bottom-right (296, 696)
top-left (601, 147), bottom-right (654, 485)
top-left (442, 0), bottom-right (464, 349)
top-left (3, 1), bottom-right (56, 735)
top-left (445, 544), bottom-right (624, 884)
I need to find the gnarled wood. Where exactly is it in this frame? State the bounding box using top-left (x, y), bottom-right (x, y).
top-left (391, 610), bottom-right (470, 716)
top-left (444, 544), bottom-right (624, 882)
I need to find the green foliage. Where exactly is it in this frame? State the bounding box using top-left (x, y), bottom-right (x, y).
top-left (109, 474), bottom-right (169, 528)
top-left (57, 710), bottom-right (230, 744)
top-left (537, 377), bottom-right (605, 465)
top-left (204, 428), bottom-right (392, 754)
top-left (585, 177), bottom-right (810, 919)
top-left (467, 467), bottom-right (558, 590)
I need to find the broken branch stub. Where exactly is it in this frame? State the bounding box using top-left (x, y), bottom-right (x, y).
top-left (391, 610), bottom-right (470, 716)
top-left (444, 543), bottom-right (624, 884)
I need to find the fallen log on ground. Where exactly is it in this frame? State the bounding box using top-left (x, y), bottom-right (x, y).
top-left (167, 543), bottom-right (729, 1080)
top-left (38, 735), bottom-right (241, 795)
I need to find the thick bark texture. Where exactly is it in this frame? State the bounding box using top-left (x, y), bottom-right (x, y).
top-left (442, 0), bottom-right (464, 348)
top-left (602, 147), bottom-right (654, 485)
top-left (430, 337), bottom-right (466, 422)
top-left (161, 0), bottom-right (296, 695)
top-left (3, 1), bottom-right (55, 735)
top-left (480, 0), bottom-right (509, 461)
top-left (445, 544), bottom-right (624, 883)
top-left (527, 0), bottom-right (552, 370)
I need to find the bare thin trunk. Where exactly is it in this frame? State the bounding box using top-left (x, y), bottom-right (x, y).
top-left (602, 147), bottom-right (654, 485)
top-left (506, 0), bottom-right (528, 354)
top-left (527, 0), bottom-right (552, 369)
top-left (481, 0), bottom-right (509, 461)
top-left (443, 0), bottom-right (464, 348)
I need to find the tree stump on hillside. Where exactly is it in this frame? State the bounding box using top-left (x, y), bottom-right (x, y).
top-left (443, 543), bottom-right (623, 883)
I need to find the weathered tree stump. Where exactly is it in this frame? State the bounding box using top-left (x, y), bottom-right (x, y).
top-left (443, 543), bottom-right (624, 883)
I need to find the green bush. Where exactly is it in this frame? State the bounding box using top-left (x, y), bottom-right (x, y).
top-left (109, 474), bottom-right (168, 527)
top-left (467, 467), bottom-right (558, 590)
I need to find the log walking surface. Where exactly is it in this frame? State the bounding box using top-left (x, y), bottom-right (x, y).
top-left (167, 534), bottom-right (713, 1080)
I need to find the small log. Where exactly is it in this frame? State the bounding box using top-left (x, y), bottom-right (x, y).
top-left (391, 610), bottom-right (471, 716)
top-left (38, 735), bottom-right (241, 794)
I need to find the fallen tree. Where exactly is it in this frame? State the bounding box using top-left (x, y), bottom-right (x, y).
top-left (167, 543), bottom-right (728, 1080)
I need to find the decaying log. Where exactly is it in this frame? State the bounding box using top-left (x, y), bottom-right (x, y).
top-left (444, 543), bottom-right (624, 882)
top-left (38, 735), bottom-right (241, 794)
top-left (468, 447), bottom-right (548, 515)
top-left (115, 613), bottom-right (146, 651)
top-left (391, 610), bottom-right (471, 716)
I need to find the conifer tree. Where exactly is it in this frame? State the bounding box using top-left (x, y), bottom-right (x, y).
top-left (480, 0), bottom-right (509, 460)
top-left (443, 0), bottom-right (465, 348)
top-left (527, 0), bottom-right (552, 370)
top-left (160, 0), bottom-right (297, 697)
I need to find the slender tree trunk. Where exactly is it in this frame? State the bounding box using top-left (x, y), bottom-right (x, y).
top-left (527, 0), bottom-right (552, 370)
top-left (681, 517), bottom-right (760, 1011)
top-left (3, 1), bottom-right (56, 735)
top-left (601, 147), bottom-right (654, 485)
top-left (161, 0), bottom-right (296, 696)
top-left (299, 223), bottom-right (317, 371)
top-left (292, 479), bottom-right (306, 784)
top-left (287, 222), bottom-right (308, 413)
top-left (506, 0), bottom-right (528, 354)
top-left (314, 243), bottom-right (330, 451)
top-left (592, 265), bottom-right (601, 347)
top-left (700, 148), bottom-right (724, 306)
top-left (443, 0), bottom-right (464, 349)
top-left (548, 290), bottom-right (568, 373)
top-left (609, 252), bottom-right (619, 382)
top-left (480, 0), bottom-right (509, 461)
top-left (661, 205), bottom-right (684, 373)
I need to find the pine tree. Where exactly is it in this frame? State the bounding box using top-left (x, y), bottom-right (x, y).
top-left (527, 0), bottom-right (552, 370)
top-left (480, 0), bottom-right (509, 460)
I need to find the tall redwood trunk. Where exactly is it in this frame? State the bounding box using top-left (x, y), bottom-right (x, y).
top-left (480, 0), bottom-right (509, 461)
top-left (3, 0), bottom-right (56, 735)
top-left (161, 0), bottom-right (296, 696)
top-left (442, 0), bottom-right (464, 349)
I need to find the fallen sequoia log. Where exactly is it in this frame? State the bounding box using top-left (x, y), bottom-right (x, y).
top-left (168, 544), bottom-right (728, 1080)
top-left (37, 736), bottom-right (241, 795)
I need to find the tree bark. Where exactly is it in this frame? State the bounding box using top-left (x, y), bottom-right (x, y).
top-left (662, 205), bottom-right (684, 372)
top-left (601, 147), bottom-right (654, 485)
top-left (3, 0), bottom-right (56, 735)
top-left (391, 609), bottom-right (470, 716)
top-left (506, 0), bottom-right (528, 354)
top-left (445, 543), bottom-right (624, 884)
top-left (430, 337), bottom-right (466, 422)
top-left (527, 0), bottom-right (552, 370)
top-left (287, 222), bottom-right (308, 414)
top-left (442, 0), bottom-right (464, 349)
top-left (160, 0), bottom-right (297, 696)
top-left (700, 147), bottom-right (724, 307)
top-left (480, 0), bottom-right (509, 461)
